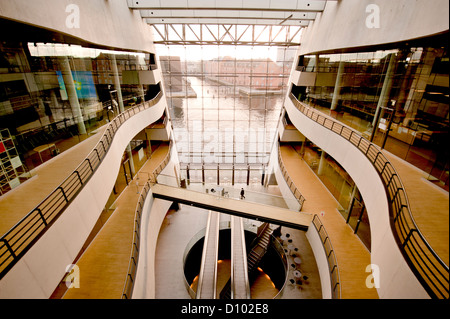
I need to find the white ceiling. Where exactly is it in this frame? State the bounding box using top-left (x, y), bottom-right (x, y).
top-left (127, 0), bottom-right (334, 45)
top-left (127, 0), bottom-right (329, 25)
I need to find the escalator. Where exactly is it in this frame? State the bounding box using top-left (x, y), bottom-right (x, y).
top-left (220, 222), bottom-right (273, 299)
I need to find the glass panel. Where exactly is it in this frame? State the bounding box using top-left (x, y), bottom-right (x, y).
top-left (295, 41), bottom-right (449, 190)
top-left (158, 43), bottom-right (294, 165)
top-left (357, 208), bottom-right (371, 250)
top-left (1, 39), bottom-right (156, 193)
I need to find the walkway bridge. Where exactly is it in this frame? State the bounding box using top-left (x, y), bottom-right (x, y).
top-left (150, 182), bottom-right (313, 231)
top-left (151, 177), bottom-right (312, 299)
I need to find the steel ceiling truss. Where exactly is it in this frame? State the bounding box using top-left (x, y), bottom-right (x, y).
top-left (138, 9), bottom-right (316, 27)
top-left (126, 1), bottom-right (332, 46)
top-left (151, 24), bottom-right (303, 46)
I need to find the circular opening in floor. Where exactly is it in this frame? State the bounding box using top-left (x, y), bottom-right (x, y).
top-left (183, 228), bottom-right (287, 299)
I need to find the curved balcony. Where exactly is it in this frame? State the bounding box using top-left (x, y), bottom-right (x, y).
top-left (286, 93), bottom-right (448, 299)
top-left (310, 215), bottom-right (341, 299)
top-left (0, 91), bottom-right (166, 298)
top-left (122, 142), bottom-right (173, 299)
top-left (277, 142), bottom-right (306, 211)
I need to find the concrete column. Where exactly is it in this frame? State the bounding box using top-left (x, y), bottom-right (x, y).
top-left (330, 61), bottom-right (345, 111)
top-left (111, 55), bottom-right (124, 113)
top-left (111, 54), bottom-right (135, 175)
top-left (314, 54), bottom-right (319, 72)
top-left (50, 90), bottom-right (59, 120)
top-left (317, 150), bottom-right (326, 175)
top-left (371, 53), bottom-right (396, 129)
top-left (135, 56), bottom-right (146, 103)
top-left (138, 84), bottom-right (145, 103)
top-left (59, 56), bottom-right (86, 135)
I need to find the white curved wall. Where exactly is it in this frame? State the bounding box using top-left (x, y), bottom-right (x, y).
top-left (267, 140), bottom-right (301, 212)
top-left (269, 114), bottom-right (333, 298)
top-left (131, 194), bottom-right (172, 299)
top-left (305, 222), bottom-right (333, 299)
top-left (0, 99), bottom-right (167, 299)
top-left (284, 97), bottom-right (429, 298)
top-left (299, 0), bottom-right (449, 55)
top-left (132, 144), bottom-right (182, 298)
top-left (0, 0), bottom-right (155, 53)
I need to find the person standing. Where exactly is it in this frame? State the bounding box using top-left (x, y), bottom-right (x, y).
top-left (240, 188), bottom-right (245, 199)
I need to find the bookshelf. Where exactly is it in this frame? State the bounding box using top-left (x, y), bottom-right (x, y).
top-left (0, 128), bottom-right (28, 195)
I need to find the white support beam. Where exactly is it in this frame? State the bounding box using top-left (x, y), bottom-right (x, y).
top-left (145, 18), bottom-right (310, 26)
top-left (127, 0), bottom-right (327, 12)
top-left (138, 9), bottom-right (317, 21)
top-left (150, 24), bottom-right (304, 46)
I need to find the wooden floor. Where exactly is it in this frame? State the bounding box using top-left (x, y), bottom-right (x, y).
top-left (0, 127), bottom-right (107, 236)
top-left (279, 144), bottom-right (379, 299)
top-left (1, 126), bottom-right (447, 299)
top-left (280, 143), bottom-right (450, 298)
top-left (384, 152), bottom-right (449, 265)
top-left (62, 143), bottom-right (170, 299)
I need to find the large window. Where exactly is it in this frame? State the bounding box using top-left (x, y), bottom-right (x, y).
top-left (0, 19), bottom-right (158, 194)
top-left (294, 35), bottom-right (449, 190)
top-left (157, 45), bottom-right (296, 168)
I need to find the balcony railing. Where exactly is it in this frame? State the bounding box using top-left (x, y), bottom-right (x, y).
top-left (122, 141), bottom-right (172, 299)
top-left (0, 91), bottom-right (163, 280)
top-left (311, 214), bottom-right (341, 299)
top-left (154, 173), bottom-right (303, 213)
top-left (289, 93), bottom-right (449, 299)
top-left (277, 143), bottom-right (306, 210)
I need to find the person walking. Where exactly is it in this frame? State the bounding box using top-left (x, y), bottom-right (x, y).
top-left (240, 188), bottom-right (245, 199)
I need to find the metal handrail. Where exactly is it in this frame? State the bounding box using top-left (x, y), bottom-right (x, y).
top-left (311, 214), bottom-right (341, 299)
top-left (277, 142), bottom-right (306, 210)
top-left (0, 92), bottom-right (163, 280)
top-left (289, 93), bottom-right (449, 299)
top-left (120, 182), bottom-right (149, 300)
top-left (122, 142), bottom-right (172, 299)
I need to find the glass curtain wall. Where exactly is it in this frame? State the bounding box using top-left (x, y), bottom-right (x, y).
top-left (293, 36), bottom-right (449, 190)
top-left (0, 21), bottom-right (157, 195)
top-left (299, 138), bottom-right (371, 249)
top-left (157, 44), bottom-right (297, 184)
